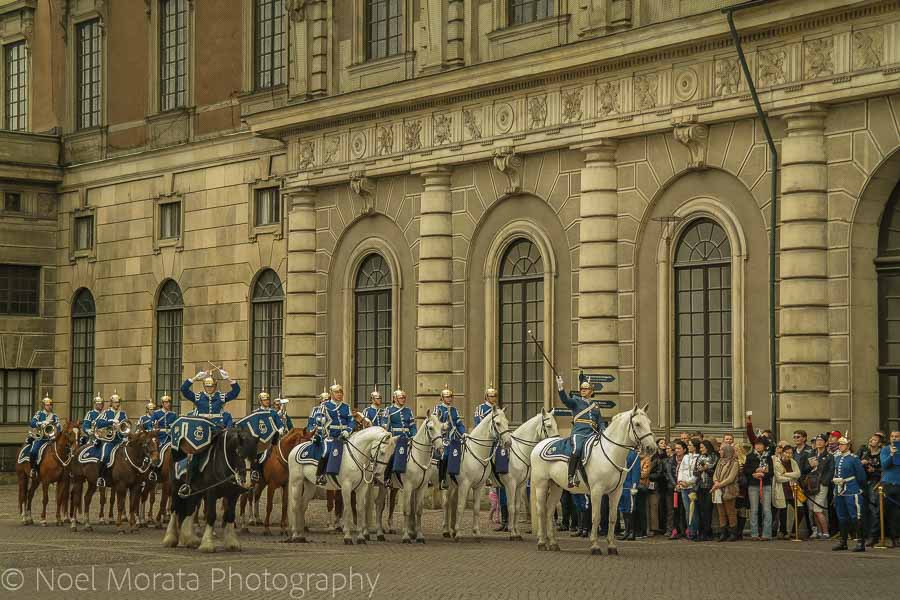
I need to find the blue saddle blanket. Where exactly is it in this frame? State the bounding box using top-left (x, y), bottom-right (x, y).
top-left (77, 444), bottom-right (102, 464)
top-left (325, 439), bottom-right (345, 475)
top-left (18, 441), bottom-right (51, 465)
top-left (539, 435), bottom-right (598, 463)
top-left (493, 446), bottom-right (510, 474)
top-left (294, 439), bottom-right (331, 465)
top-left (391, 435), bottom-right (409, 474)
top-left (446, 439), bottom-right (462, 475)
top-left (170, 416), bottom-right (218, 452)
top-left (235, 411), bottom-right (280, 444)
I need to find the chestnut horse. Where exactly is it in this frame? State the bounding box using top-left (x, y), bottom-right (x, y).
top-left (18, 422), bottom-right (77, 526)
top-left (239, 428), bottom-right (311, 535)
top-left (109, 430), bottom-right (159, 533)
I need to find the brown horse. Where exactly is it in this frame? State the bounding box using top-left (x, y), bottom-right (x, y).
top-left (244, 428), bottom-right (310, 536)
top-left (17, 422), bottom-right (77, 526)
top-left (109, 430), bottom-right (159, 533)
top-left (145, 442), bottom-right (174, 528)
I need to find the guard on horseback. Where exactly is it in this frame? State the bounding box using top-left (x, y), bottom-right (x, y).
top-left (381, 388), bottom-right (417, 485)
top-left (274, 396), bottom-right (293, 432)
top-left (315, 382), bottom-right (353, 485)
top-left (139, 401), bottom-right (155, 431)
top-left (362, 387), bottom-right (384, 427)
top-left (555, 375), bottom-right (607, 488)
top-left (94, 391), bottom-right (129, 488)
top-left (180, 369), bottom-right (240, 428)
top-left (307, 388), bottom-right (330, 440)
top-left (249, 390), bottom-right (285, 481)
top-left (149, 394), bottom-right (177, 448)
top-left (476, 384), bottom-right (509, 530)
top-left (79, 393), bottom-right (105, 445)
top-left (25, 394), bottom-right (61, 479)
top-left (434, 385), bottom-right (466, 490)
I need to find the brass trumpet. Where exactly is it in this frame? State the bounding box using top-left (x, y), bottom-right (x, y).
top-left (30, 422), bottom-right (57, 439)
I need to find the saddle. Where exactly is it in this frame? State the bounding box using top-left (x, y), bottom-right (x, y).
top-left (235, 411), bottom-right (280, 445)
top-left (446, 438), bottom-right (463, 476)
top-left (391, 436), bottom-right (409, 474)
top-left (294, 438), bottom-right (331, 466)
top-left (77, 445), bottom-right (102, 464)
top-left (170, 416), bottom-right (218, 454)
top-left (492, 445), bottom-right (510, 475)
top-left (18, 442), bottom-right (50, 466)
top-left (538, 435), bottom-right (599, 463)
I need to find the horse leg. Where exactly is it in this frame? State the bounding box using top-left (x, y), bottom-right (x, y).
top-left (178, 501), bottom-right (201, 548)
top-left (506, 478), bottom-right (519, 541)
top-left (222, 496), bottom-right (240, 552)
top-left (69, 478), bottom-right (81, 531)
top-left (280, 483), bottom-right (289, 536)
top-left (98, 486), bottom-right (107, 525)
top-left (58, 476), bottom-right (70, 526)
top-left (400, 484), bottom-right (413, 543)
top-left (471, 483), bottom-right (485, 540)
top-left (130, 486), bottom-right (142, 533)
top-left (25, 472), bottom-right (39, 525)
top-left (199, 494), bottom-right (217, 553)
top-left (341, 485), bottom-right (354, 544)
top-left (115, 484), bottom-right (127, 534)
top-left (375, 487), bottom-right (388, 541)
top-left (453, 480), bottom-right (471, 541)
top-left (545, 484), bottom-right (563, 551)
top-left (441, 485), bottom-right (451, 538)
top-left (83, 483), bottom-right (96, 531)
top-left (39, 479), bottom-right (49, 526)
top-left (162, 510), bottom-right (180, 547)
top-left (287, 473), bottom-right (307, 543)
top-left (606, 488), bottom-right (622, 556)
top-left (533, 478), bottom-right (548, 550)
top-left (260, 484), bottom-right (273, 536)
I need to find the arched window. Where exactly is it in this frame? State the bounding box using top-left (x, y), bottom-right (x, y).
top-left (498, 238), bottom-right (544, 423)
top-left (251, 269), bottom-right (283, 406)
top-left (353, 253), bottom-right (392, 410)
top-left (674, 218), bottom-right (733, 425)
top-left (71, 289), bottom-right (96, 419)
top-left (156, 280), bottom-right (183, 413)
top-left (877, 184), bottom-right (900, 432)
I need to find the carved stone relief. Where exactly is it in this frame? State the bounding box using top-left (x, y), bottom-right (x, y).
top-left (492, 146), bottom-right (523, 195)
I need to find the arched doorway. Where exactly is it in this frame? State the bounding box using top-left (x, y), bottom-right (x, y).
top-left (877, 182), bottom-right (900, 432)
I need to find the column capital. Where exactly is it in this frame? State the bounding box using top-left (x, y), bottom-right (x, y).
top-left (571, 139), bottom-right (618, 164)
top-left (283, 186), bottom-right (317, 209)
top-left (771, 103), bottom-right (828, 135)
top-left (413, 165), bottom-right (453, 186)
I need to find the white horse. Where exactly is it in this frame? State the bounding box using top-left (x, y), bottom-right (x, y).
top-left (499, 408), bottom-right (559, 541)
top-left (395, 411), bottom-right (446, 543)
top-left (443, 406), bottom-right (512, 541)
top-left (530, 404), bottom-right (655, 555)
top-left (286, 426), bottom-right (395, 545)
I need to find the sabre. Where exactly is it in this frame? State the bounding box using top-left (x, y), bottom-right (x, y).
top-left (527, 329), bottom-right (561, 381)
top-left (207, 361), bottom-right (224, 377)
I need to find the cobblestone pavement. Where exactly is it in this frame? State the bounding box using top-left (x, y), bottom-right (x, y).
top-left (0, 484), bottom-right (897, 600)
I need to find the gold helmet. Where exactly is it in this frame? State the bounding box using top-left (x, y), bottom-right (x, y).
top-left (93, 393), bottom-right (104, 407)
top-left (319, 387), bottom-right (330, 401)
top-left (392, 388), bottom-right (406, 401)
top-left (110, 390), bottom-right (122, 404)
top-left (485, 383), bottom-right (498, 399)
top-left (41, 394), bottom-right (53, 408)
top-left (203, 376), bottom-right (216, 388)
top-left (258, 390), bottom-right (271, 403)
top-left (145, 401), bottom-right (156, 412)
top-left (440, 384), bottom-right (453, 399)
top-left (579, 380), bottom-right (594, 394)
top-left (160, 393), bottom-right (172, 407)
top-left (370, 385), bottom-right (382, 402)
top-left (330, 381), bottom-right (344, 394)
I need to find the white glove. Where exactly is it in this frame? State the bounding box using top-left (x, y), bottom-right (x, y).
top-left (194, 371), bottom-right (207, 381)
top-left (219, 369), bottom-right (230, 380)
top-left (340, 430), bottom-right (350, 440)
top-left (833, 477), bottom-right (844, 485)
top-left (630, 487), bottom-right (638, 496)
top-left (555, 375), bottom-right (564, 392)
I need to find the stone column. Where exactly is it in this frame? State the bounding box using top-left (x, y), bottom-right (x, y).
top-left (575, 141), bottom-right (619, 399)
top-left (415, 167), bottom-right (453, 416)
top-left (284, 187), bottom-right (319, 416)
top-left (777, 104), bottom-right (829, 435)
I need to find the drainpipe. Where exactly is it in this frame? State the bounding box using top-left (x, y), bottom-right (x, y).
top-left (722, 0), bottom-right (779, 432)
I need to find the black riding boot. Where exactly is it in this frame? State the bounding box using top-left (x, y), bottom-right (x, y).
top-left (832, 521), bottom-right (849, 551)
top-left (567, 454), bottom-right (579, 488)
top-left (439, 459), bottom-right (448, 490)
top-left (852, 520), bottom-right (866, 552)
top-left (96, 463), bottom-right (109, 488)
top-left (496, 503), bottom-right (509, 532)
top-left (617, 514), bottom-right (632, 540)
top-left (316, 455), bottom-right (328, 486)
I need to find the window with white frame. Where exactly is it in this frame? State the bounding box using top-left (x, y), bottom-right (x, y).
top-left (4, 41), bottom-right (27, 132)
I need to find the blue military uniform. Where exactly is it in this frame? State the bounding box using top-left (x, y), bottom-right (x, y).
top-left (26, 409), bottom-right (61, 468)
top-left (382, 402), bottom-right (417, 481)
top-left (179, 378), bottom-right (240, 428)
top-left (832, 441), bottom-right (868, 551)
top-left (362, 404), bottom-right (383, 427)
top-left (94, 407), bottom-right (128, 466)
top-left (138, 412), bottom-right (154, 431)
top-left (473, 401), bottom-right (494, 427)
top-left (149, 408), bottom-right (177, 447)
top-left (558, 378), bottom-right (607, 487)
top-left (315, 393), bottom-right (354, 483)
top-left (79, 407), bottom-right (103, 445)
top-left (434, 395), bottom-right (466, 488)
top-left (276, 408), bottom-right (294, 432)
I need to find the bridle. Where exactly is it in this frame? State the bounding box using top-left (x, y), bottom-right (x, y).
top-left (460, 412), bottom-right (511, 485)
top-left (408, 420), bottom-right (444, 488)
top-left (123, 434), bottom-right (156, 474)
top-left (509, 411), bottom-right (555, 470)
top-left (589, 409), bottom-right (652, 487)
top-left (343, 430), bottom-right (391, 490)
top-left (54, 429), bottom-right (74, 467)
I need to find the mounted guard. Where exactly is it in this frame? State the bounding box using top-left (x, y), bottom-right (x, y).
top-left (79, 394), bottom-right (105, 445)
top-left (138, 401), bottom-right (156, 431)
top-left (556, 374), bottom-right (607, 488)
top-left (362, 387), bottom-right (384, 427)
top-left (94, 391), bottom-right (129, 488)
top-left (23, 394), bottom-right (61, 479)
top-left (248, 390), bottom-right (285, 481)
top-left (381, 388), bottom-right (417, 485)
top-left (180, 368), bottom-right (240, 428)
top-left (149, 394), bottom-right (177, 448)
top-left (434, 384), bottom-right (466, 490)
top-left (274, 396), bottom-right (293, 432)
top-left (315, 382), bottom-right (353, 485)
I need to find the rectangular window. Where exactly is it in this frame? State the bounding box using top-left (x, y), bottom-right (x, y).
top-left (4, 41), bottom-right (28, 131)
top-left (252, 299), bottom-right (283, 403)
top-left (254, 0), bottom-right (285, 90)
top-left (0, 265), bottom-right (40, 316)
top-left (0, 370), bottom-right (35, 424)
top-left (71, 312), bottom-right (95, 419)
top-left (508, 0), bottom-right (552, 26)
top-left (254, 187), bottom-right (280, 226)
top-left (353, 289), bottom-right (392, 410)
top-left (160, 0), bottom-right (188, 111)
top-left (74, 215), bottom-right (93, 251)
top-left (76, 19), bottom-right (102, 130)
top-left (156, 307), bottom-right (183, 413)
top-left (3, 192), bottom-right (22, 213)
top-left (365, 0), bottom-right (403, 60)
top-left (159, 202), bottom-right (181, 239)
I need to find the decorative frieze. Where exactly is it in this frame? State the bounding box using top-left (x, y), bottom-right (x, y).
top-left (853, 28), bottom-right (883, 69)
top-left (562, 88), bottom-right (583, 123)
top-left (634, 74), bottom-right (658, 111)
top-left (805, 37), bottom-right (835, 79)
top-left (433, 114), bottom-right (453, 145)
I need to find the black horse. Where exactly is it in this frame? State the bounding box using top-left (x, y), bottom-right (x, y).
top-left (162, 426), bottom-right (258, 552)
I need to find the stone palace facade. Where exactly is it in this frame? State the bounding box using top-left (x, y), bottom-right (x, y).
top-left (1, 0), bottom-right (900, 463)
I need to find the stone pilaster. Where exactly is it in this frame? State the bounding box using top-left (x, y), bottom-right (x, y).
top-left (777, 105), bottom-right (830, 433)
top-left (415, 167), bottom-right (453, 415)
top-left (575, 141), bottom-right (619, 397)
top-left (284, 187), bottom-right (319, 415)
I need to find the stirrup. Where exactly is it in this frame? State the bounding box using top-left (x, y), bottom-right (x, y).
top-left (177, 483), bottom-right (192, 498)
top-left (30, 468), bottom-right (38, 479)
top-left (567, 476), bottom-right (578, 489)
top-left (96, 477), bottom-right (106, 488)
top-left (316, 475), bottom-right (327, 486)
top-left (148, 471), bottom-right (157, 482)
top-left (250, 471), bottom-right (260, 482)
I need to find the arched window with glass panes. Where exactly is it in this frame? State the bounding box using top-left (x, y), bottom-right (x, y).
top-left (353, 253), bottom-right (392, 410)
top-left (251, 270), bottom-right (283, 407)
top-left (156, 280), bottom-right (183, 412)
top-left (674, 218), bottom-right (733, 426)
top-left (498, 238), bottom-right (544, 423)
top-left (71, 289), bottom-right (96, 419)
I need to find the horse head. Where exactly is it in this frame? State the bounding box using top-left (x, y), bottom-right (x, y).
top-left (627, 402), bottom-right (656, 456)
top-left (135, 429), bottom-right (160, 467)
top-left (227, 426), bottom-right (259, 490)
top-left (490, 406), bottom-right (512, 449)
top-left (540, 407), bottom-right (560, 439)
top-left (371, 430), bottom-right (396, 482)
top-left (422, 410), bottom-right (446, 453)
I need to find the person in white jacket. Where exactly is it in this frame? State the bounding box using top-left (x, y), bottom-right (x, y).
top-left (773, 443), bottom-right (802, 538)
top-left (676, 439), bottom-right (700, 540)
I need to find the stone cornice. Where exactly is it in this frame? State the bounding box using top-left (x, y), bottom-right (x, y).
top-left (244, 0), bottom-right (891, 138)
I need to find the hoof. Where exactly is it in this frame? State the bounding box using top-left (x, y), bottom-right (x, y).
top-left (287, 536), bottom-right (307, 544)
top-left (199, 544), bottom-right (216, 553)
top-left (590, 547), bottom-right (603, 555)
top-left (343, 538), bottom-right (353, 545)
top-left (442, 532), bottom-right (450, 538)
top-left (41, 521), bottom-right (47, 527)
top-left (356, 538), bottom-right (366, 545)
top-left (84, 525), bottom-right (93, 532)
top-left (537, 542), bottom-right (546, 551)
top-left (549, 543), bottom-right (560, 552)
top-left (416, 538), bottom-right (425, 544)
top-left (377, 535), bottom-right (386, 542)
top-left (401, 538), bottom-right (411, 544)
top-left (607, 547), bottom-right (619, 556)
top-left (262, 530), bottom-right (271, 537)
top-left (241, 526), bottom-right (250, 534)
